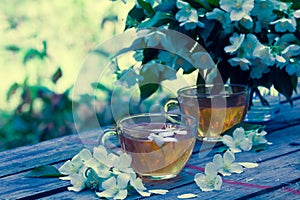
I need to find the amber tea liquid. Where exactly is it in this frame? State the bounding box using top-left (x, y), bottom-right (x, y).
top-left (119, 123), bottom-right (196, 179)
top-left (182, 103), bottom-right (247, 141)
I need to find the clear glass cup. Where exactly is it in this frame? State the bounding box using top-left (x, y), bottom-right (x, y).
top-left (244, 86), bottom-right (280, 122)
top-left (99, 113), bottom-right (198, 180)
top-left (164, 84), bottom-right (249, 142)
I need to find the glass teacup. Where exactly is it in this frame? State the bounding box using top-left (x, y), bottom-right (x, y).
top-left (165, 84), bottom-right (249, 142)
top-left (99, 113), bottom-right (198, 180)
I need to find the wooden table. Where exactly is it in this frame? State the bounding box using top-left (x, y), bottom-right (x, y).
top-left (1, 98), bottom-right (300, 200)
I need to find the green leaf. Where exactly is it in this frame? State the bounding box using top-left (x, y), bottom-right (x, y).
top-left (125, 6), bottom-right (146, 30)
top-left (5, 44), bottom-right (20, 52)
top-left (23, 49), bottom-right (43, 64)
top-left (6, 83), bottom-right (19, 101)
top-left (206, 0), bottom-right (220, 6)
top-left (26, 165), bottom-right (63, 178)
top-left (271, 68), bottom-right (293, 106)
top-left (137, 0), bottom-right (155, 16)
top-left (139, 83), bottom-right (160, 102)
top-left (291, 75), bottom-right (298, 93)
top-left (51, 67), bottom-right (62, 84)
top-left (138, 11), bottom-right (174, 28)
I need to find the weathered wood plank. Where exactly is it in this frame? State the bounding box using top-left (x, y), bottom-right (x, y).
top-left (140, 150), bottom-right (300, 200)
top-left (249, 181), bottom-right (300, 200)
top-left (0, 129), bottom-right (103, 178)
top-left (27, 124), bottom-right (300, 200)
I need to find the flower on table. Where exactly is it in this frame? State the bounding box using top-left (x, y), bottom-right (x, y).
top-left (59, 148), bottom-right (92, 177)
top-left (68, 173), bottom-right (86, 192)
top-left (112, 151), bottom-right (135, 174)
top-left (58, 144), bottom-right (167, 199)
top-left (130, 173), bottom-right (151, 197)
top-left (213, 150), bottom-right (243, 176)
top-left (222, 127), bottom-right (252, 153)
top-left (248, 130), bottom-right (269, 146)
top-left (194, 162), bottom-right (222, 192)
top-left (96, 174), bottom-right (130, 200)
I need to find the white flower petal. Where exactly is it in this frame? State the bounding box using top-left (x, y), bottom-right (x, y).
top-left (175, 130), bottom-right (188, 135)
top-left (78, 148), bottom-right (93, 162)
top-left (238, 162), bottom-right (259, 168)
top-left (114, 189), bottom-right (128, 200)
top-left (96, 189), bottom-right (115, 198)
top-left (177, 193), bottom-right (198, 199)
top-left (229, 163), bottom-right (244, 174)
top-left (58, 160), bottom-right (74, 175)
top-left (131, 177), bottom-right (146, 190)
top-left (102, 176), bottom-right (117, 190)
top-left (162, 137), bottom-right (178, 143)
top-left (219, 169), bottom-right (231, 176)
top-left (158, 131), bottom-right (174, 137)
top-left (240, 139), bottom-right (252, 151)
top-left (214, 175), bottom-right (223, 190)
top-left (222, 135), bottom-right (234, 148)
top-left (137, 190), bottom-right (151, 197)
top-left (233, 127), bottom-right (245, 141)
top-left (205, 162), bottom-right (217, 176)
top-left (117, 174), bottom-right (130, 189)
top-left (149, 189), bottom-right (169, 195)
top-left (212, 154), bottom-right (223, 169)
top-left (230, 147), bottom-right (242, 153)
top-left (116, 152), bottom-right (132, 169)
top-left (223, 150), bottom-right (235, 164)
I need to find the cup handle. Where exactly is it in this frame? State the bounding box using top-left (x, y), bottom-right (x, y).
top-left (164, 98), bottom-right (179, 113)
top-left (97, 128), bottom-right (119, 150)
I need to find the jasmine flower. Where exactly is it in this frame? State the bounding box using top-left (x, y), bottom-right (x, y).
top-left (222, 127), bottom-right (252, 153)
top-left (148, 131), bottom-right (178, 147)
top-left (220, 0), bottom-right (254, 21)
top-left (224, 33), bottom-right (245, 53)
top-left (253, 45), bottom-right (275, 66)
top-left (228, 57), bottom-right (251, 70)
top-left (194, 163), bottom-right (222, 191)
top-left (59, 148), bottom-right (92, 176)
top-left (240, 34), bottom-right (261, 58)
top-left (239, 15), bottom-right (253, 29)
top-left (68, 173), bottom-right (86, 192)
top-left (248, 130), bottom-right (268, 146)
top-left (84, 158), bottom-right (111, 179)
top-left (213, 150), bottom-right (243, 176)
top-left (96, 174), bottom-right (130, 200)
top-left (113, 151), bottom-right (135, 174)
top-left (130, 173), bottom-right (151, 197)
top-left (270, 18), bottom-right (297, 32)
top-left (175, 0), bottom-right (204, 30)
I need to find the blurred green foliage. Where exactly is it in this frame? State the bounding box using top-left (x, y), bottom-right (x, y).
top-left (0, 0), bottom-right (132, 151)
